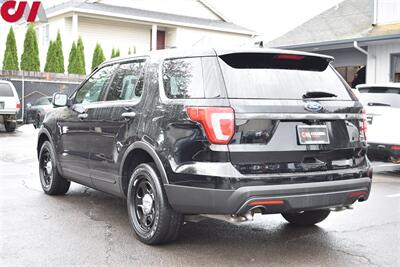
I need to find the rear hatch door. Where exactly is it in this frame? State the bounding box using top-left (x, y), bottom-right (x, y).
top-left (217, 51), bottom-right (367, 175)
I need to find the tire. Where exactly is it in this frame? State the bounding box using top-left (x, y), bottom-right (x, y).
top-left (282, 210), bottom-right (330, 226)
top-left (127, 163), bottom-right (183, 245)
top-left (34, 114), bottom-right (41, 129)
top-left (4, 121), bottom-right (16, 132)
top-left (39, 141), bottom-right (70, 195)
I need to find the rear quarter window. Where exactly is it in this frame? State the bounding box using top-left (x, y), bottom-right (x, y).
top-left (162, 57), bottom-right (225, 99)
top-left (0, 83), bottom-right (15, 97)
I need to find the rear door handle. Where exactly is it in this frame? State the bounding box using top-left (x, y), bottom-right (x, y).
top-left (78, 113), bottom-right (88, 120)
top-left (121, 112), bottom-right (136, 118)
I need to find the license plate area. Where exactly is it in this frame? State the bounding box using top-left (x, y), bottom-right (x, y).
top-left (0, 102), bottom-right (4, 109)
top-left (297, 125), bottom-right (330, 145)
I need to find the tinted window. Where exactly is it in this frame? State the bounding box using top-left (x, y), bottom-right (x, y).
top-left (106, 60), bottom-right (146, 101)
top-left (358, 86), bottom-right (400, 108)
top-left (162, 57), bottom-right (204, 99)
top-left (75, 65), bottom-right (115, 104)
top-left (218, 53), bottom-right (352, 100)
top-left (0, 83), bottom-right (14, 97)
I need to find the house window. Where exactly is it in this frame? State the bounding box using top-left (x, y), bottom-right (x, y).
top-left (391, 53), bottom-right (400, 82)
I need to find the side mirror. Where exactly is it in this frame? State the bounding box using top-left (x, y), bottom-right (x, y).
top-left (26, 103), bottom-right (32, 108)
top-left (52, 93), bottom-right (68, 107)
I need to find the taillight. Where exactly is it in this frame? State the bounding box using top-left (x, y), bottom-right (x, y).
top-left (186, 107), bottom-right (234, 145)
top-left (391, 145), bottom-right (400, 150)
top-left (16, 102), bottom-right (21, 109)
top-left (360, 109), bottom-right (367, 141)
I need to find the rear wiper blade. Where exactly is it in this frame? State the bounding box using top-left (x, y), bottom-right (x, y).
top-left (302, 91), bottom-right (337, 99)
top-left (368, 102), bottom-right (391, 107)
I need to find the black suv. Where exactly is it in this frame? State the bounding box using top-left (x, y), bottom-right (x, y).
top-left (37, 48), bottom-right (372, 244)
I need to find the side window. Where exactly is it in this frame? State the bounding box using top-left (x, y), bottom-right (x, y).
top-left (75, 65), bottom-right (115, 104)
top-left (162, 57), bottom-right (204, 99)
top-left (106, 60), bottom-right (146, 101)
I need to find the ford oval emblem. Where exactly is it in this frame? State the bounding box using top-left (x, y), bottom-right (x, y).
top-left (305, 102), bottom-right (323, 112)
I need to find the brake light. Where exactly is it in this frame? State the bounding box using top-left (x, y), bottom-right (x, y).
top-left (273, 54), bottom-right (305, 60)
top-left (186, 107), bottom-right (234, 145)
top-left (360, 109), bottom-right (367, 141)
top-left (16, 102), bottom-right (21, 109)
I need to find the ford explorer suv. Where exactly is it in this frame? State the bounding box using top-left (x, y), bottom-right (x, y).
top-left (37, 48), bottom-right (372, 245)
top-left (0, 80), bottom-right (20, 132)
top-left (355, 83), bottom-right (400, 163)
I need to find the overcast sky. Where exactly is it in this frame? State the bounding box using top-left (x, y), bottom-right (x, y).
top-left (208, 0), bottom-right (343, 41)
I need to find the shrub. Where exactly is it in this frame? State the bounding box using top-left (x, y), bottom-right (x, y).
top-left (91, 43), bottom-right (106, 70)
top-left (2, 27), bottom-right (19, 71)
top-left (20, 24), bottom-right (40, 71)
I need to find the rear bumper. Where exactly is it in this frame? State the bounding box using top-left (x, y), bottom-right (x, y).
top-left (368, 143), bottom-right (400, 161)
top-left (165, 177), bottom-right (372, 215)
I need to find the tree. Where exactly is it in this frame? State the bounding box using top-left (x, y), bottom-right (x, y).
top-left (2, 27), bottom-right (19, 70)
top-left (91, 43), bottom-right (106, 70)
top-left (111, 48), bottom-right (120, 58)
top-left (67, 41), bottom-right (77, 74)
top-left (54, 31), bottom-right (65, 73)
top-left (128, 46), bottom-right (136, 55)
top-left (20, 24), bottom-right (40, 71)
top-left (76, 37), bottom-right (86, 75)
top-left (44, 41), bottom-right (56, 72)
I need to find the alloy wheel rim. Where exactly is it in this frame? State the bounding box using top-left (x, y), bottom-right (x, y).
top-left (133, 176), bottom-right (156, 231)
top-left (40, 150), bottom-right (53, 188)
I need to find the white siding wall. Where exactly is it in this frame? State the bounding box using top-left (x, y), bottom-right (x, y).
top-left (366, 42), bottom-right (400, 83)
top-left (77, 17), bottom-right (151, 73)
top-left (175, 27), bottom-right (250, 49)
top-left (376, 0), bottom-right (400, 24)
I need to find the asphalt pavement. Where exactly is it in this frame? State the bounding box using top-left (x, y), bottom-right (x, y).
top-left (0, 125), bottom-right (399, 267)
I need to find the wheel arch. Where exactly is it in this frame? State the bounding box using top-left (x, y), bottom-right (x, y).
top-left (119, 141), bottom-right (169, 197)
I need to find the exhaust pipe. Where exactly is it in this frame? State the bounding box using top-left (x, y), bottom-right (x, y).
top-left (330, 205), bottom-right (353, 212)
top-left (200, 212), bottom-right (254, 224)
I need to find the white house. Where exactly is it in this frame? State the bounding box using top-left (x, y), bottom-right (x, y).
top-left (265, 0), bottom-right (400, 86)
top-left (3, 0), bottom-right (255, 74)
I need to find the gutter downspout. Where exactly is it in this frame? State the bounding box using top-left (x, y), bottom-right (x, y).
top-left (353, 41), bottom-right (368, 55)
top-left (353, 41), bottom-right (376, 83)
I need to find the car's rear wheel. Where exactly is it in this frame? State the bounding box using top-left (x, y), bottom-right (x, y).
top-left (127, 163), bottom-right (182, 245)
top-left (39, 141), bottom-right (70, 195)
top-left (4, 121), bottom-right (16, 132)
top-left (282, 210), bottom-right (330, 226)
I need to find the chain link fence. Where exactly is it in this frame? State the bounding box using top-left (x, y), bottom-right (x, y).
top-left (0, 70), bottom-right (85, 121)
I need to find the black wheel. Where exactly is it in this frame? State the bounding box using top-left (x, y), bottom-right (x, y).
top-left (127, 163), bottom-right (183, 245)
top-left (34, 114), bottom-right (41, 129)
top-left (282, 210), bottom-right (330, 226)
top-left (4, 121), bottom-right (16, 132)
top-left (39, 141), bottom-right (70, 195)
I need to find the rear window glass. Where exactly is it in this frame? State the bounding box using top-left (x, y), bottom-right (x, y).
top-left (218, 53), bottom-right (352, 100)
top-left (0, 83), bottom-right (14, 97)
top-left (358, 86), bottom-right (400, 108)
top-left (162, 57), bottom-right (224, 99)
